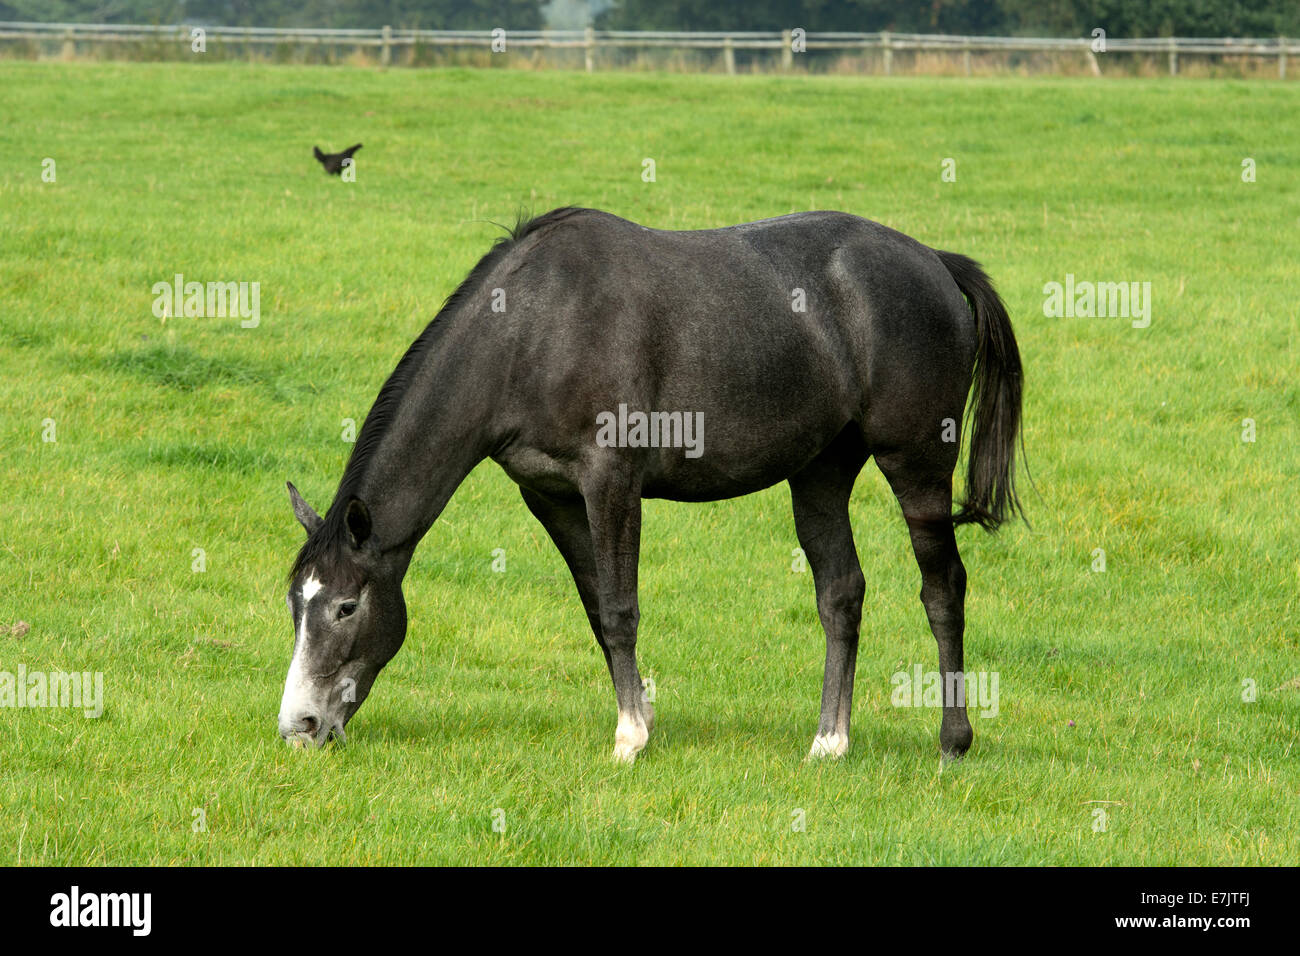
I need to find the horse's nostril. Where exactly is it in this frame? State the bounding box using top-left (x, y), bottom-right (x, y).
top-left (301, 715), bottom-right (319, 735)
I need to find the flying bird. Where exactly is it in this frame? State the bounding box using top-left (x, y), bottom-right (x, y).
top-left (313, 143), bottom-right (362, 175)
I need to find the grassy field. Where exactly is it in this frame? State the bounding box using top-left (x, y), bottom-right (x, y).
top-left (0, 61), bottom-right (1296, 866)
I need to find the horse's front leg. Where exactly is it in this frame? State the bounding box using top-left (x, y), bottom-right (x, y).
top-left (582, 463), bottom-right (652, 763)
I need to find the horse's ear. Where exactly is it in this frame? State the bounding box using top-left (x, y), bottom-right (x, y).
top-left (287, 481), bottom-right (322, 535)
top-left (345, 498), bottom-right (372, 549)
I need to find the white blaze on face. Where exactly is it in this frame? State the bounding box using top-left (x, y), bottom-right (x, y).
top-left (279, 573), bottom-right (326, 737)
top-left (300, 575), bottom-right (323, 604)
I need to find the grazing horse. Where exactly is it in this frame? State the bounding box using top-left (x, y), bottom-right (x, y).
top-left (278, 207), bottom-right (1023, 761)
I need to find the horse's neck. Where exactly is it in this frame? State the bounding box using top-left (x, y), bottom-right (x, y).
top-left (352, 331), bottom-right (498, 560)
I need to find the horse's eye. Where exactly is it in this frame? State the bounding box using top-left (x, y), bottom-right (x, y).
top-left (338, 601), bottom-right (358, 619)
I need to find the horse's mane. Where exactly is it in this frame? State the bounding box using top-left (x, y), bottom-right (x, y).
top-left (288, 206), bottom-right (585, 582)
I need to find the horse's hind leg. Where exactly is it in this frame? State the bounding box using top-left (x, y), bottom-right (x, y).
top-left (789, 431), bottom-right (868, 759)
top-left (874, 452), bottom-right (974, 759)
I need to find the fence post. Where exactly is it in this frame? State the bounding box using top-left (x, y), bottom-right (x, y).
top-left (1168, 36), bottom-right (1177, 76)
top-left (1086, 44), bottom-right (1101, 76)
top-left (381, 25), bottom-right (391, 68)
top-left (881, 31), bottom-right (892, 75)
top-left (585, 26), bottom-right (595, 72)
top-left (781, 29), bottom-right (792, 71)
top-left (723, 35), bottom-right (735, 75)
top-left (61, 29), bottom-right (74, 60)
top-left (963, 44), bottom-right (971, 75)
top-left (1280, 38), bottom-right (1288, 79)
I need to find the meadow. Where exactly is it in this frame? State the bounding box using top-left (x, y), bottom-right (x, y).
top-left (0, 61), bottom-right (1296, 865)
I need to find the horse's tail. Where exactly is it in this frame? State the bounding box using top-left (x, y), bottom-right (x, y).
top-left (937, 250), bottom-right (1025, 532)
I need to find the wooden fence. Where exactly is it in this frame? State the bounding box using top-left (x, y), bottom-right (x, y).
top-left (0, 22), bottom-right (1294, 77)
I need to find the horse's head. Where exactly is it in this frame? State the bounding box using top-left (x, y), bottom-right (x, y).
top-left (278, 482), bottom-right (407, 747)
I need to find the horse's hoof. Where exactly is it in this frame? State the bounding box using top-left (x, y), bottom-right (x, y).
top-left (613, 708), bottom-right (648, 763)
top-left (940, 723), bottom-right (974, 761)
top-left (807, 732), bottom-right (848, 759)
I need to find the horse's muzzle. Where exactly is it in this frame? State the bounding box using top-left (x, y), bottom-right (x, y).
top-left (278, 712), bottom-right (345, 748)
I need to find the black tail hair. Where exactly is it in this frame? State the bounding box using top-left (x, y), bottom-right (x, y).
top-left (937, 250), bottom-right (1025, 532)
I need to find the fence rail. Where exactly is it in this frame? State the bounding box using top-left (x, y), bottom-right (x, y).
top-left (1, 21), bottom-right (1294, 77)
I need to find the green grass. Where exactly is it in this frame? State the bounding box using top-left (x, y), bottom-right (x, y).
top-left (0, 61), bottom-right (1296, 865)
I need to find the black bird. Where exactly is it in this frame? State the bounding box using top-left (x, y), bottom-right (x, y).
top-left (313, 143), bottom-right (362, 175)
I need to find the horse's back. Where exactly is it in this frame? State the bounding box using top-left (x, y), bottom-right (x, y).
top-left (492, 208), bottom-right (978, 498)
top-left (511, 207), bottom-right (976, 404)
